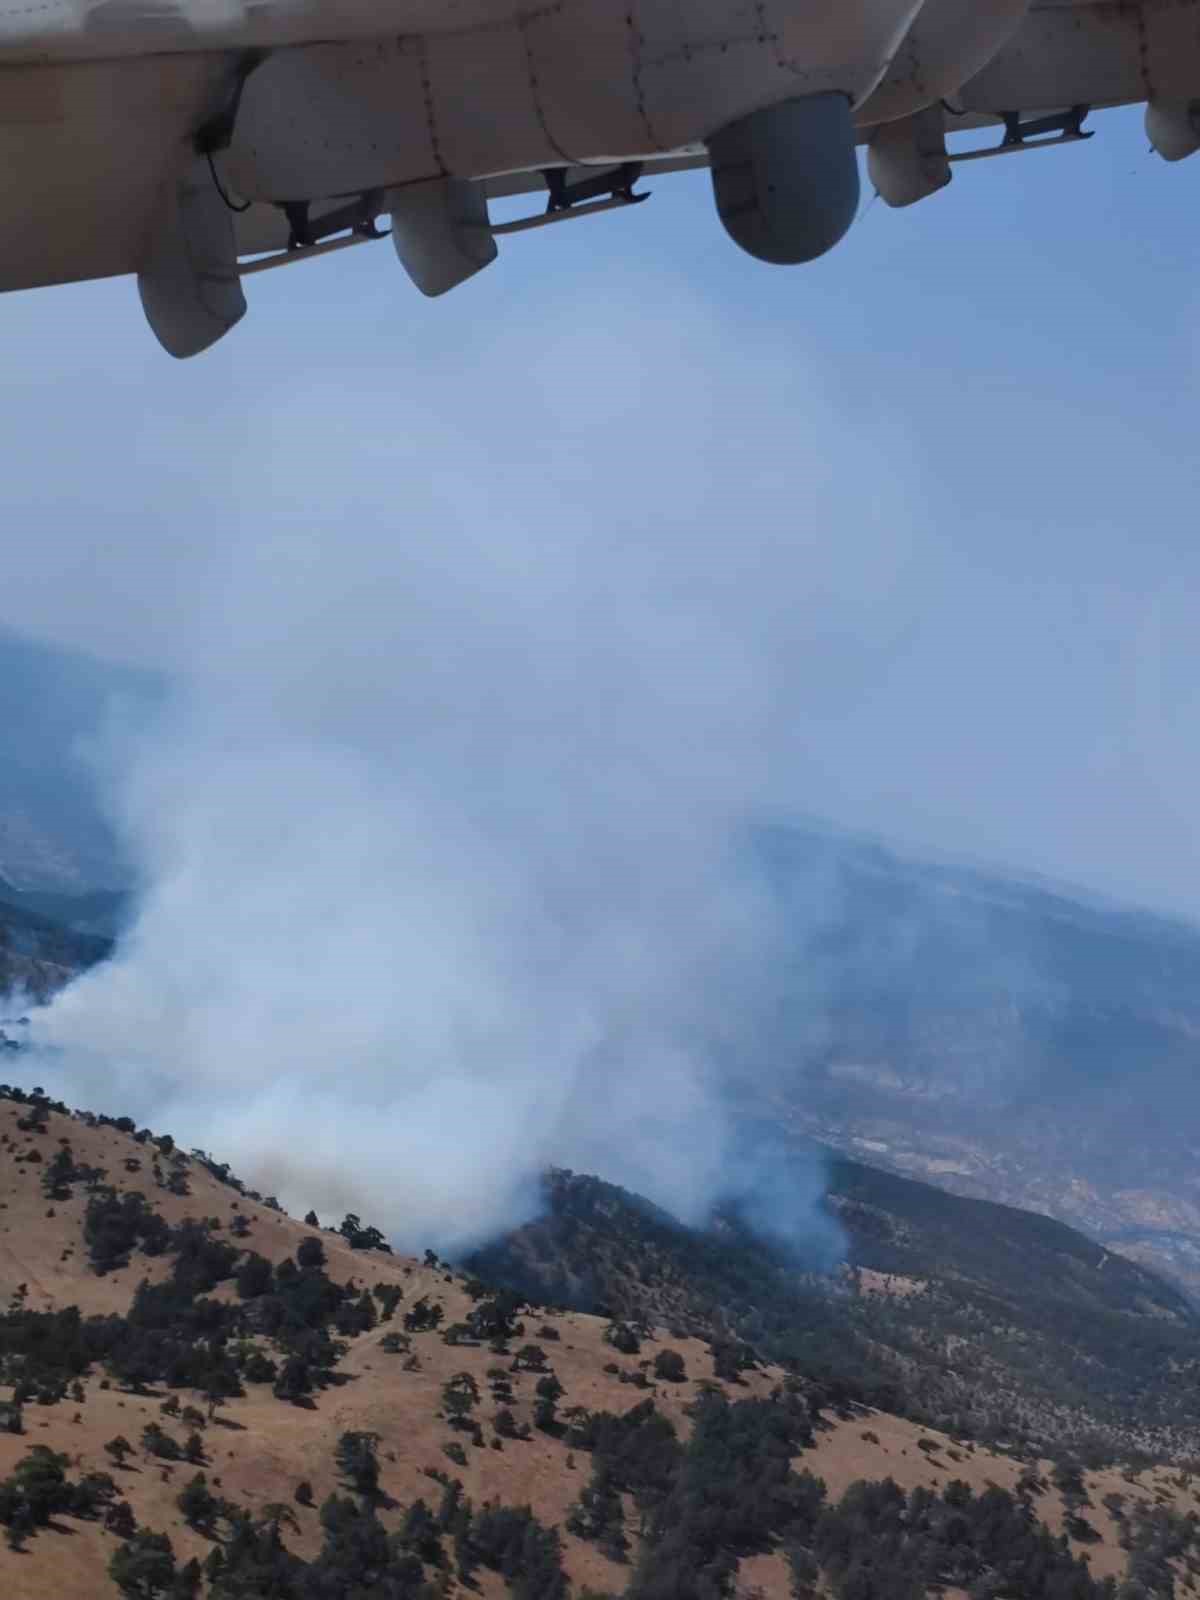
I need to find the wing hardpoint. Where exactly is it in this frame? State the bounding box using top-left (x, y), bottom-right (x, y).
top-left (2, 1), bottom-right (1198, 354)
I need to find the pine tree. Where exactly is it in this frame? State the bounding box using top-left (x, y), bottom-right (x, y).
top-left (177, 1473), bottom-right (218, 1532)
top-left (334, 1431), bottom-right (381, 1498)
top-left (109, 1529), bottom-right (178, 1598)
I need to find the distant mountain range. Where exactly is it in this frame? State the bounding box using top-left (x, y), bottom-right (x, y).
top-left (0, 883), bottom-right (118, 1005)
top-left (734, 825), bottom-right (1200, 1299)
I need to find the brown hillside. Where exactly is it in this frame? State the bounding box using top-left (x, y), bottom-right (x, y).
top-left (1, 1096), bottom-right (1195, 1599)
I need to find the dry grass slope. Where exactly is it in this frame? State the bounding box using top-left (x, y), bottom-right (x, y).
top-left (2, 1098), bottom-right (1196, 1600)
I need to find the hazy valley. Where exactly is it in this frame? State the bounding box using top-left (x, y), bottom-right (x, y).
top-left (721, 826), bottom-right (1200, 1301)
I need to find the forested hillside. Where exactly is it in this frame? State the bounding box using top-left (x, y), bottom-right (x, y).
top-left (4, 1084), bottom-right (1200, 1598)
top-left (469, 1164), bottom-right (1200, 1461)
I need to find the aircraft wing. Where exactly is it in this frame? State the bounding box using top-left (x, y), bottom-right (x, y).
top-left (0, 3), bottom-right (529, 63)
top-left (229, 154), bottom-right (715, 259)
top-left (2, 0), bottom-right (1198, 356)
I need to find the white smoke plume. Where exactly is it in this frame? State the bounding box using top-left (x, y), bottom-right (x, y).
top-left (25, 274), bottom-right (925, 1255)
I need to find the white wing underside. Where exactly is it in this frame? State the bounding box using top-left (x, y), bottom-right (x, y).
top-left (0, 2), bottom-right (529, 62)
top-left (2, 0), bottom-right (931, 290)
top-left (0, 1), bottom-right (1192, 301)
top-left (0, 1), bottom-right (1156, 66)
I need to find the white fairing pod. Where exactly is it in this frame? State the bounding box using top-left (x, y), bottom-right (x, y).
top-left (1146, 100), bottom-right (1200, 163)
top-left (868, 106), bottom-right (950, 208)
top-left (962, 6), bottom-right (1200, 113)
top-left (389, 179), bottom-right (497, 297)
top-left (707, 94), bottom-right (860, 266)
top-left (137, 157), bottom-right (246, 359)
top-left (860, 0), bottom-right (1030, 125)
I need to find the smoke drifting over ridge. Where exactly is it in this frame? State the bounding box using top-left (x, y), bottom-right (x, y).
top-left (26, 288), bottom-right (922, 1254)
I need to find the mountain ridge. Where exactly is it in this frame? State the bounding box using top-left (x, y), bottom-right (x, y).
top-left (466, 1158), bottom-right (1200, 1463)
top-left (0, 625), bottom-right (152, 895)
top-left (0, 890), bottom-right (114, 1006)
top-left (735, 823), bottom-right (1200, 1301)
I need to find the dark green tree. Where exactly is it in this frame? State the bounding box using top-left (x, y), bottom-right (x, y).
top-left (241, 1350), bottom-right (278, 1385)
top-left (273, 1354), bottom-right (313, 1404)
top-left (334, 1430), bottom-right (381, 1498)
top-left (296, 1235), bottom-right (326, 1271)
top-left (603, 1323), bottom-right (640, 1357)
top-left (235, 1253), bottom-right (273, 1299)
top-left (42, 1145), bottom-right (76, 1200)
top-left (442, 1371), bottom-right (481, 1426)
top-left (400, 1496), bottom-right (444, 1563)
top-left (535, 1373), bottom-right (565, 1434)
top-left (653, 1349), bottom-right (687, 1383)
top-left (374, 1283), bottom-right (404, 1321)
top-left (107, 1500), bottom-right (138, 1538)
top-left (567, 1470), bottom-right (629, 1561)
top-left (109, 1529), bottom-right (178, 1598)
top-left (70, 1470), bottom-right (118, 1519)
top-left (169, 1557), bottom-right (202, 1600)
top-left (5, 1445), bottom-right (71, 1526)
top-left (177, 1473), bottom-right (219, 1533)
top-left (141, 1423), bottom-right (180, 1461)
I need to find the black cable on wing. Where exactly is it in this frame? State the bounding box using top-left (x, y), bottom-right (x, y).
top-left (206, 150), bottom-right (252, 214)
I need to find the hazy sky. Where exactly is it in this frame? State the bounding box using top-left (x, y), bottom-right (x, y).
top-left (5, 106), bottom-right (1199, 915)
top-left (6, 103), bottom-right (1200, 1243)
